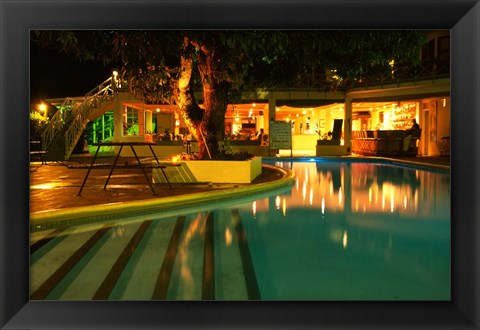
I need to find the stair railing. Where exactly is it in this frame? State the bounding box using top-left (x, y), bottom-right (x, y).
top-left (40, 97), bottom-right (76, 150)
top-left (64, 78), bottom-right (115, 159)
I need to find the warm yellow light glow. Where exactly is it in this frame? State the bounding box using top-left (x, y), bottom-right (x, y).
top-left (30, 183), bottom-right (56, 190)
top-left (282, 197), bottom-right (287, 216)
top-left (225, 228), bottom-right (232, 247)
top-left (342, 230), bottom-right (348, 249)
top-left (156, 108), bottom-right (160, 112)
top-left (275, 196), bottom-right (281, 210)
top-left (175, 120), bottom-right (180, 126)
top-left (302, 181), bottom-right (307, 203)
top-left (252, 201), bottom-right (257, 218)
top-left (390, 189), bottom-right (395, 213)
top-left (321, 197), bottom-right (325, 214)
top-left (113, 70), bottom-right (118, 77)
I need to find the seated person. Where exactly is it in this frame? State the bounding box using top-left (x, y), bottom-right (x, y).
top-left (411, 119), bottom-right (420, 130)
top-left (403, 119), bottom-right (421, 154)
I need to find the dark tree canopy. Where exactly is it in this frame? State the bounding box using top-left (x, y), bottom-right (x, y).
top-left (32, 30), bottom-right (426, 159)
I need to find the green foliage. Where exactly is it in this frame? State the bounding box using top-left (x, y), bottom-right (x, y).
top-left (246, 30), bottom-right (427, 88)
top-left (29, 112), bottom-right (48, 139)
top-left (32, 30), bottom-right (427, 91)
top-left (218, 138), bottom-right (254, 161)
top-left (217, 149), bottom-right (254, 161)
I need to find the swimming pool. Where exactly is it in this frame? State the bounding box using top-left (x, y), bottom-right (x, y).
top-left (30, 159), bottom-right (450, 300)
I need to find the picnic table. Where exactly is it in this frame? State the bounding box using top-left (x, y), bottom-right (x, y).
top-left (77, 142), bottom-right (175, 196)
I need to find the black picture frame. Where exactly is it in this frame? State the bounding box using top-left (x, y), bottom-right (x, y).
top-left (1, 1), bottom-right (479, 329)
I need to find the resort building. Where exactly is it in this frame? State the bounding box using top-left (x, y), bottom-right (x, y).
top-left (35, 31), bottom-right (450, 160)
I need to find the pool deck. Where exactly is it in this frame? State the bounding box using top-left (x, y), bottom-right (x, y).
top-left (30, 154), bottom-right (450, 216)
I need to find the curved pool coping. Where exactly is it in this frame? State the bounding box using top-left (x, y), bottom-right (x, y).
top-left (30, 164), bottom-right (296, 232)
top-left (30, 157), bottom-right (449, 232)
top-left (263, 156), bottom-right (450, 173)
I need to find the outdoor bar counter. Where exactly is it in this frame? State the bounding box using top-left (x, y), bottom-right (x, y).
top-left (352, 129), bottom-right (421, 156)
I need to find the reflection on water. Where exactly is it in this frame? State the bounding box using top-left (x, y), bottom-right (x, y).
top-left (238, 160), bottom-right (450, 300)
top-left (256, 161), bottom-right (450, 220)
top-left (169, 213), bottom-right (206, 300)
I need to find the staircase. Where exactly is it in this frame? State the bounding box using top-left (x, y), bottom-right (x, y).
top-left (40, 77), bottom-right (115, 160)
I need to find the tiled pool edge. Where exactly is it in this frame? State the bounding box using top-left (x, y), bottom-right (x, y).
top-left (30, 165), bottom-right (295, 232)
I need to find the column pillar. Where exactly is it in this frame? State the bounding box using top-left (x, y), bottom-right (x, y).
top-left (267, 97), bottom-right (276, 135)
top-left (345, 97), bottom-right (353, 154)
top-left (113, 94), bottom-right (124, 141)
top-left (145, 110), bottom-right (153, 133)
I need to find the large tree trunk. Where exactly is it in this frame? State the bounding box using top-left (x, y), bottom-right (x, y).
top-left (197, 48), bottom-right (228, 160)
top-left (175, 54), bottom-right (210, 159)
top-left (175, 38), bottom-right (229, 159)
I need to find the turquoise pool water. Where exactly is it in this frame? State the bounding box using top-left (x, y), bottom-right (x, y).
top-left (30, 159), bottom-right (450, 301)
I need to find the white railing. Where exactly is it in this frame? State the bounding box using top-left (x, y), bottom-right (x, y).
top-left (40, 77), bottom-right (115, 159)
top-left (64, 78), bottom-right (114, 158)
top-left (86, 77), bottom-right (114, 98)
top-left (41, 98), bottom-right (76, 150)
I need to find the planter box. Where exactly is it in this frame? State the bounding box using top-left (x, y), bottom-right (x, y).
top-left (153, 157), bottom-right (262, 184)
top-left (316, 145), bottom-right (348, 156)
top-left (317, 139), bottom-right (340, 145)
top-left (156, 140), bottom-right (183, 146)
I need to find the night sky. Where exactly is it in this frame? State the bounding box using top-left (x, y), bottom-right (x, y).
top-left (30, 40), bottom-right (114, 104)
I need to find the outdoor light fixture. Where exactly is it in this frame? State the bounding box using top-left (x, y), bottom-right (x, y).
top-left (156, 108), bottom-right (160, 112)
top-left (38, 103), bottom-right (47, 116)
top-left (113, 71), bottom-right (118, 77)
